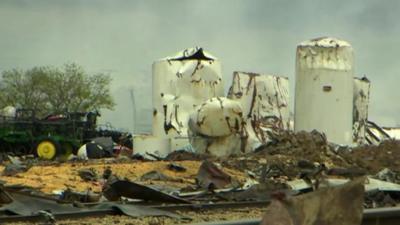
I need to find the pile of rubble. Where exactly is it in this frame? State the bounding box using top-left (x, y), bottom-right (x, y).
top-left (0, 130), bottom-right (399, 224)
top-left (219, 130), bottom-right (351, 181)
top-left (338, 139), bottom-right (400, 174)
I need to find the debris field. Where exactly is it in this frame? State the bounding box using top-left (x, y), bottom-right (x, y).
top-left (0, 130), bottom-right (400, 224)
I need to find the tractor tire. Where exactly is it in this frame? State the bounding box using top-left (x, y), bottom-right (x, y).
top-left (35, 139), bottom-right (61, 160)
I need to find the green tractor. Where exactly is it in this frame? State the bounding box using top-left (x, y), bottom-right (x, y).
top-left (0, 109), bottom-right (100, 160)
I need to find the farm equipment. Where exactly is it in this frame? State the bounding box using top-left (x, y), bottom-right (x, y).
top-left (0, 109), bottom-right (128, 160)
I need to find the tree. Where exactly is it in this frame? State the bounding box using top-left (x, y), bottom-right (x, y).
top-left (0, 63), bottom-right (115, 117)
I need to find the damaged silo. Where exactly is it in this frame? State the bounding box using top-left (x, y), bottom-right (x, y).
top-left (188, 97), bottom-right (247, 157)
top-left (227, 71), bottom-right (290, 149)
top-left (134, 47), bottom-right (224, 157)
top-left (294, 37), bottom-right (354, 145)
top-left (353, 77), bottom-right (370, 145)
top-left (152, 47), bottom-right (224, 142)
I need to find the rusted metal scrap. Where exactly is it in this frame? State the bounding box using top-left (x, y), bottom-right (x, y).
top-left (102, 176), bottom-right (189, 203)
top-left (365, 120), bottom-right (392, 145)
top-left (0, 185), bottom-right (13, 205)
top-left (59, 189), bottom-right (101, 203)
top-left (196, 161), bottom-right (236, 190)
top-left (260, 177), bottom-right (365, 225)
top-left (2, 156), bottom-right (31, 176)
top-left (0, 189), bottom-right (183, 222)
top-left (167, 163), bottom-right (187, 172)
top-left (218, 182), bottom-right (292, 202)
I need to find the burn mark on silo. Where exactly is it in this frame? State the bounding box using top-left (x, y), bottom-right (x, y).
top-left (163, 104), bottom-right (177, 134)
top-left (234, 118), bottom-right (240, 131)
top-left (191, 79), bottom-right (202, 84)
top-left (240, 126), bottom-right (249, 153)
top-left (174, 104), bottom-right (183, 127)
top-left (217, 97), bottom-right (224, 109)
top-left (236, 72), bottom-right (241, 94)
top-left (197, 116), bottom-right (206, 127)
top-left (191, 60), bottom-right (203, 77)
top-left (196, 105), bottom-right (206, 127)
top-left (235, 92), bottom-right (243, 98)
top-left (205, 141), bottom-right (211, 154)
top-left (225, 116), bottom-right (232, 132)
top-left (275, 77), bottom-right (287, 129)
top-left (153, 109), bottom-right (157, 117)
top-left (323, 86), bottom-right (332, 92)
top-left (247, 76), bottom-right (257, 119)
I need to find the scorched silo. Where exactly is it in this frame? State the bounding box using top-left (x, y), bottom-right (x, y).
top-left (294, 37), bottom-right (354, 145)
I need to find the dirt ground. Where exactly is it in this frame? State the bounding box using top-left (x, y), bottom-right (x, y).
top-left (0, 160), bottom-right (248, 194)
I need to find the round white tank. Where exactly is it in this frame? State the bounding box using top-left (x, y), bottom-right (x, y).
top-left (294, 37), bottom-right (354, 145)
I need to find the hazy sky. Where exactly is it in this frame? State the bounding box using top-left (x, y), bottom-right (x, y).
top-left (1, 0), bottom-right (399, 132)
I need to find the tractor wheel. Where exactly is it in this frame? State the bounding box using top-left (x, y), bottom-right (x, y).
top-left (36, 139), bottom-right (61, 160)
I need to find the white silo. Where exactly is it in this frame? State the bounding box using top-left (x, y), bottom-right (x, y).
top-left (134, 47), bottom-right (224, 158)
top-left (294, 37), bottom-right (354, 145)
top-left (152, 47), bottom-right (224, 146)
top-left (353, 77), bottom-right (370, 145)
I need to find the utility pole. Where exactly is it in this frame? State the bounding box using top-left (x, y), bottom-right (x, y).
top-left (129, 89), bottom-right (137, 134)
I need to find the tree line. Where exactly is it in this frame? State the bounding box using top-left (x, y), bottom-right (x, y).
top-left (0, 63), bottom-right (115, 118)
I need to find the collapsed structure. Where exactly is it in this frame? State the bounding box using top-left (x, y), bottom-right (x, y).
top-left (227, 72), bottom-right (290, 149)
top-left (134, 48), bottom-right (290, 157)
top-left (134, 37), bottom-right (397, 158)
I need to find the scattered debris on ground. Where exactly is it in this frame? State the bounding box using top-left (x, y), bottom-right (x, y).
top-left (0, 130), bottom-right (400, 224)
top-left (77, 168), bottom-right (98, 182)
top-left (196, 160), bottom-right (238, 190)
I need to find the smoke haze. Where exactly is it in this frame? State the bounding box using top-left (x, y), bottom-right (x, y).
top-left (1, 0), bottom-right (399, 132)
